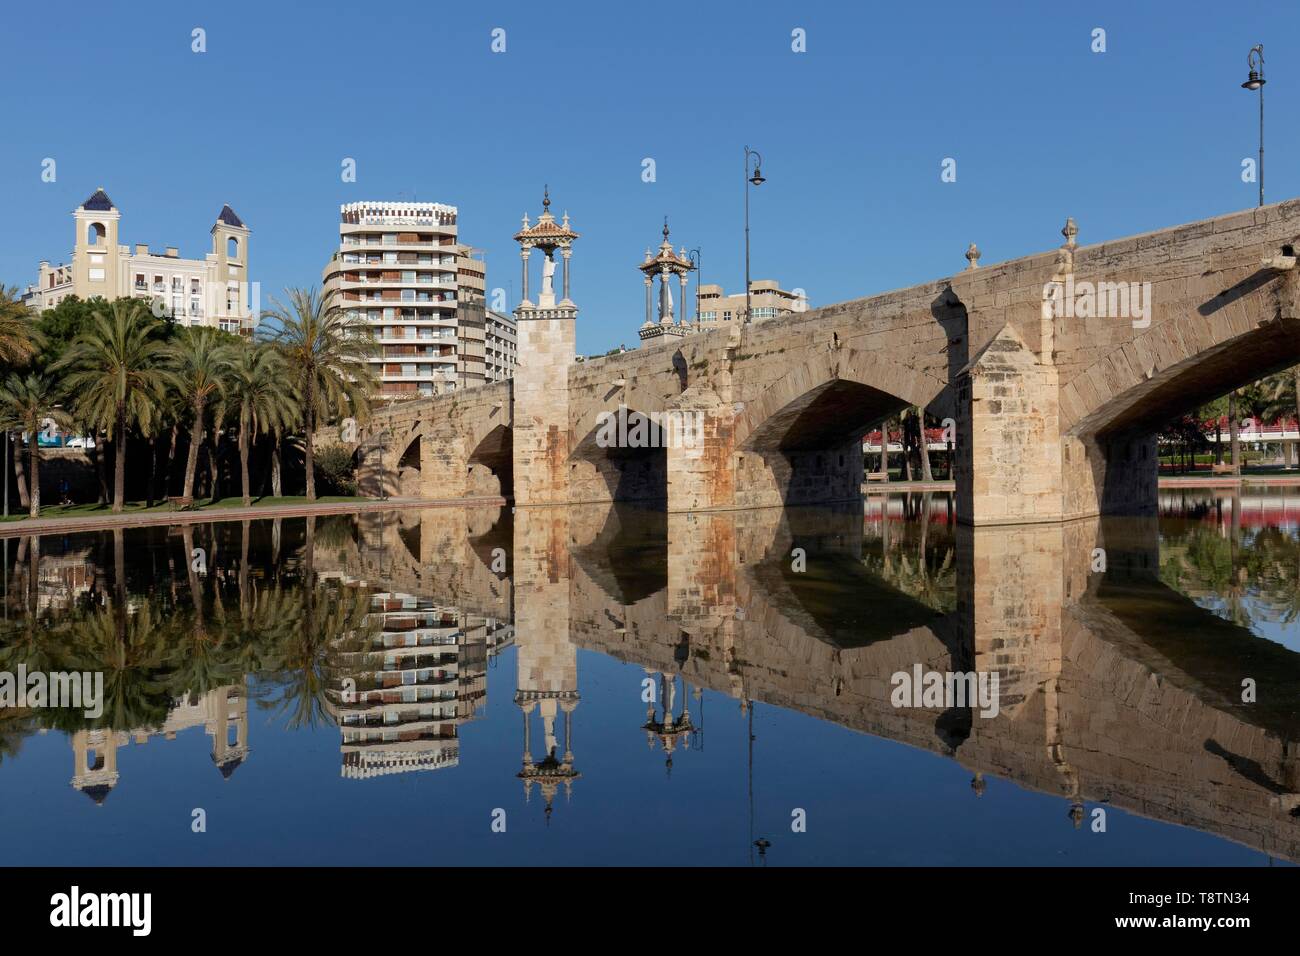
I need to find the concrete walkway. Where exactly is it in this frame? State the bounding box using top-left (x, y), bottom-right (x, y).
top-left (0, 495), bottom-right (507, 538)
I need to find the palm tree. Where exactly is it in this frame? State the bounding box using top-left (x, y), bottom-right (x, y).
top-left (0, 285), bottom-right (43, 367)
top-left (224, 342), bottom-right (294, 506)
top-left (263, 288), bottom-right (376, 500)
top-left (164, 326), bottom-right (235, 503)
top-left (0, 374), bottom-right (73, 517)
top-left (54, 301), bottom-right (169, 512)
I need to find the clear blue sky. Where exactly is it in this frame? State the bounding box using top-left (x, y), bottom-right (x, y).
top-left (1, 0), bottom-right (1295, 355)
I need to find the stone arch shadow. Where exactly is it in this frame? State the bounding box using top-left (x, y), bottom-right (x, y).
top-left (732, 348), bottom-right (949, 506)
top-left (570, 406), bottom-right (669, 503)
top-left (1062, 273), bottom-right (1300, 515)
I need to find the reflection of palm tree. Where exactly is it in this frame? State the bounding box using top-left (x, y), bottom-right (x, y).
top-left (0, 712), bottom-right (37, 765)
top-left (260, 579), bottom-right (372, 731)
top-left (56, 601), bottom-right (175, 733)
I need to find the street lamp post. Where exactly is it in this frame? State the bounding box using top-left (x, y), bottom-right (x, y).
top-left (743, 146), bottom-right (765, 324)
top-left (687, 247), bottom-right (702, 324)
top-left (1242, 44), bottom-right (1266, 207)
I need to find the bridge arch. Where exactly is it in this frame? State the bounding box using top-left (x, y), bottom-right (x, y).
top-left (467, 423), bottom-right (513, 498)
top-left (1058, 273), bottom-right (1300, 515)
top-left (1063, 275), bottom-right (1300, 440)
top-left (570, 405), bottom-right (669, 503)
top-left (732, 348), bottom-right (949, 505)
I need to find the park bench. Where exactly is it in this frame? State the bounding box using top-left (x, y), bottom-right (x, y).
top-left (167, 495), bottom-right (195, 511)
top-left (864, 472), bottom-right (889, 482)
top-left (1210, 463), bottom-right (1235, 476)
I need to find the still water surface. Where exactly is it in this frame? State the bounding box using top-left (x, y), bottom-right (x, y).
top-left (1, 490), bottom-right (1298, 866)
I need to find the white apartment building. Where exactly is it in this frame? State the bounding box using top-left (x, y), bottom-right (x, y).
top-left (322, 200), bottom-right (498, 400)
top-left (485, 308), bottom-right (518, 382)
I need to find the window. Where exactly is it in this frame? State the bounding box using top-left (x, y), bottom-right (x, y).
top-left (135, 274), bottom-right (146, 289)
top-left (723, 310), bottom-right (732, 322)
top-left (227, 237), bottom-right (239, 259)
top-left (86, 222), bottom-right (106, 245)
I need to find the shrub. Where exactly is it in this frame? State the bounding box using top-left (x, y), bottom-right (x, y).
top-left (313, 443), bottom-right (357, 496)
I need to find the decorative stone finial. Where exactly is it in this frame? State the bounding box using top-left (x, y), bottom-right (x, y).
top-left (965, 243), bottom-right (981, 270)
top-left (542, 184), bottom-right (550, 212)
top-left (663, 216), bottom-right (670, 240)
top-left (1061, 216), bottom-right (1078, 248)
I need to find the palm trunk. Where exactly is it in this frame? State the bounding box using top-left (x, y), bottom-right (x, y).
top-left (147, 436), bottom-right (157, 508)
top-left (1229, 391), bottom-right (1241, 475)
top-left (1215, 417), bottom-right (1223, 466)
top-left (183, 402), bottom-right (204, 500)
top-left (239, 413), bottom-right (251, 507)
top-left (166, 423), bottom-right (179, 495)
top-left (918, 412), bottom-right (934, 482)
top-left (271, 430), bottom-right (283, 497)
top-left (12, 433), bottom-right (29, 509)
top-left (28, 439), bottom-right (39, 518)
top-left (207, 427), bottom-right (221, 503)
top-left (113, 405), bottom-right (127, 512)
top-left (902, 412), bottom-right (914, 482)
top-left (92, 430), bottom-right (109, 505)
top-left (876, 418), bottom-right (890, 481)
top-left (304, 384), bottom-right (316, 501)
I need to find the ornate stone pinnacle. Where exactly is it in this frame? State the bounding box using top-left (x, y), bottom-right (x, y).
top-left (663, 216), bottom-right (670, 239)
top-left (542, 184), bottom-right (550, 212)
top-left (965, 243), bottom-right (981, 270)
top-left (1062, 217), bottom-right (1078, 248)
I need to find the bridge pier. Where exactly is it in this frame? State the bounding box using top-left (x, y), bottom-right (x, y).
top-left (956, 324), bottom-right (1064, 525)
top-left (665, 386), bottom-right (735, 513)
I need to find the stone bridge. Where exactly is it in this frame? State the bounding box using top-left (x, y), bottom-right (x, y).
top-left (336, 198), bottom-right (1300, 524)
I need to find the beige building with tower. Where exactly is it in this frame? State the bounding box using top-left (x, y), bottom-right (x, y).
top-left (24, 188), bottom-right (256, 334)
top-left (322, 200), bottom-right (501, 400)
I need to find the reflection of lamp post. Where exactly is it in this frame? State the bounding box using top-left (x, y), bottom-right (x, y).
top-left (743, 146), bottom-right (765, 325)
top-left (687, 248), bottom-right (702, 325)
top-left (1242, 44), bottom-right (1266, 207)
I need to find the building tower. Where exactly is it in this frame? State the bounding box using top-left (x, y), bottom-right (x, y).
top-left (637, 218), bottom-right (694, 348)
top-left (206, 681), bottom-right (250, 779)
top-left (71, 187), bottom-right (122, 300)
top-left (70, 729), bottom-right (122, 805)
top-left (511, 188), bottom-right (579, 506)
top-left (211, 204), bottom-right (251, 326)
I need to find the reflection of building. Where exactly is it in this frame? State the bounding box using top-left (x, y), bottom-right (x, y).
top-left (24, 188), bottom-right (255, 334)
top-left (35, 549), bottom-right (94, 612)
top-left (322, 200), bottom-right (489, 399)
top-left (327, 589), bottom-right (491, 780)
top-left (69, 681), bottom-right (249, 804)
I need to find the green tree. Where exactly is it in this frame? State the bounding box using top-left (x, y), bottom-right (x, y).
top-left (262, 288), bottom-right (376, 500)
top-left (54, 300), bottom-right (170, 512)
top-left (0, 374), bottom-right (73, 517)
top-left (0, 285), bottom-right (43, 368)
top-left (164, 326), bottom-right (236, 502)
top-left (224, 342), bottom-right (295, 506)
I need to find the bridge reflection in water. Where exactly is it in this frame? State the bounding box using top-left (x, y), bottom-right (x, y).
top-left (1, 491), bottom-right (1298, 864)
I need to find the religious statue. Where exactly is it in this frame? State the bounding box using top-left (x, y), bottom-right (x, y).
top-left (541, 254), bottom-right (556, 297)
